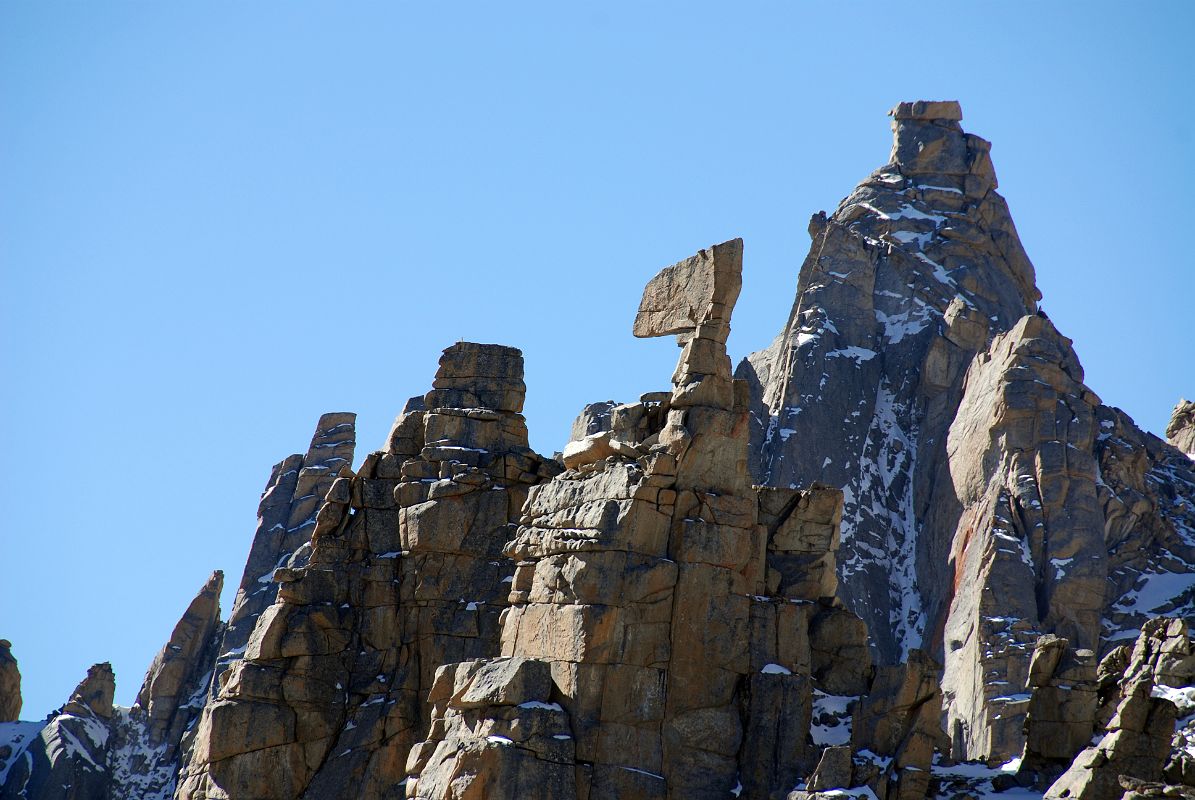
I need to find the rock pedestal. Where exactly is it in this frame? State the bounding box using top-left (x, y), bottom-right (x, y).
top-left (405, 240), bottom-right (924, 800)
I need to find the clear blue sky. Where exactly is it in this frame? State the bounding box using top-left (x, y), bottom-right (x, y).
top-left (2, 2), bottom-right (1192, 719)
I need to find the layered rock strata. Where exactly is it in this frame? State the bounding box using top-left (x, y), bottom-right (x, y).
top-left (404, 240), bottom-right (947, 800)
top-left (176, 342), bottom-right (558, 800)
top-left (2, 99), bottom-right (1194, 800)
top-left (212, 413), bottom-right (357, 692)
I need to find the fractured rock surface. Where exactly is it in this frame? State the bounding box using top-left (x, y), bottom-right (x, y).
top-left (2, 100), bottom-right (1193, 800)
top-left (175, 342), bottom-right (559, 800)
top-left (1, 570), bottom-right (229, 800)
top-left (740, 100), bottom-right (1195, 767)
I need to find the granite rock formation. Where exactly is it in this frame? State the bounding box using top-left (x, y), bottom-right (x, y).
top-left (739, 100), bottom-right (1195, 767)
top-left (175, 341), bottom-right (559, 800)
top-left (212, 412), bottom-right (358, 695)
top-left (1024, 619), bottom-right (1195, 800)
top-left (2, 100), bottom-right (1194, 800)
top-left (1, 570), bottom-right (227, 800)
top-left (403, 239), bottom-right (947, 800)
top-left (1169, 400), bottom-right (1195, 457)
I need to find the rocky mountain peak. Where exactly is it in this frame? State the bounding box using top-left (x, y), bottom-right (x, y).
top-left (134, 570), bottom-right (224, 748)
top-left (2, 100), bottom-right (1192, 800)
top-left (63, 663), bottom-right (115, 720)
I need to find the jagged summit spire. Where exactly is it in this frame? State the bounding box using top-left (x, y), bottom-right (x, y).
top-left (886, 98), bottom-right (999, 195)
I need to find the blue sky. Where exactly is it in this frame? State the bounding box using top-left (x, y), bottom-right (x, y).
top-left (2, 2), bottom-right (1192, 718)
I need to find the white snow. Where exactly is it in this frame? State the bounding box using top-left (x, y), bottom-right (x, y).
top-left (914, 253), bottom-right (954, 286)
top-left (842, 381), bottom-right (926, 654)
top-left (810, 787), bottom-right (881, 800)
top-left (518, 701), bottom-right (564, 711)
top-left (826, 346), bottom-right (878, 363)
top-left (796, 329), bottom-right (821, 348)
top-left (891, 230), bottom-right (932, 247)
top-left (760, 663), bottom-right (792, 675)
top-left (1112, 568), bottom-right (1195, 615)
top-left (914, 183), bottom-right (962, 194)
top-left (0, 720), bottom-right (45, 785)
top-left (811, 691), bottom-right (856, 746)
top-left (55, 717), bottom-right (106, 770)
top-left (486, 735), bottom-right (514, 745)
top-left (991, 693), bottom-right (1032, 703)
top-left (1050, 556), bottom-right (1074, 577)
top-left (874, 308), bottom-right (931, 345)
top-left (931, 755), bottom-right (1040, 800)
top-left (1151, 684), bottom-right (1195, 714)
top-left (859, 201), bottom-right (946, 223)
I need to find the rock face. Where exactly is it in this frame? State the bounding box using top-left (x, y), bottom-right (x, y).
top-left (1023, 619), bottom-right (1195, 800)
top-left (1169, 400), bottom-right (1195, 456)
top-left (175, 342), bottom-right (558, 800)
top-left (740, 100), bottom-right (1195, 766)
top-left (0, 642), bottom-right (19, 723)
top-left (403, 240), bottom-right (945, 800)
top-left (212, 412), bottom-right (357, 693)
top-left (137, 571), bottom-right (225, 750)
top-left (1, 663), bottom-right (116, 800)
top-left (1, 571), bottom-right (227, 800)
top-left (3, 100), bottom-right (1194, 800)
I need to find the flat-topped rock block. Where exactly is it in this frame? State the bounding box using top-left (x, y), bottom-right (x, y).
top-left (889, 99), bottom-right (963, 121)
top-left (633, 237), bottom-right (743, 339)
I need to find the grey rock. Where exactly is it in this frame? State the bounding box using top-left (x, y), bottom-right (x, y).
top-left (1167, 399), bottom-right (1195, 456)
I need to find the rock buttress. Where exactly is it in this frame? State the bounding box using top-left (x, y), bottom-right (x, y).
top-left (741, 100), bottom-right (1195, 764)
top-left (406, 240), bottom-right (939, 800)
top-left (177, 343), bottom-right (558, 800)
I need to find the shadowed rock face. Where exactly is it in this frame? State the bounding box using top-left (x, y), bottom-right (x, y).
top-left (213, 412), bottom-right (358, 693)
top-left (740, 100), bottom-right (1040, 667)
top-left (3, 101), bottom-right (1195, 800)
top-left (740, 101), bottom-right (1195, 765)
top-left (0, 664), bottom-right (116, 800)
top-left (0, 572), bottom-right (227, 800)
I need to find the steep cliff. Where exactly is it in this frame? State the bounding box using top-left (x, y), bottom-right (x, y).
top-left (2, 100), bottom-right (1193, 800)
top-left (740, 101), bottom-right (1195, 765)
